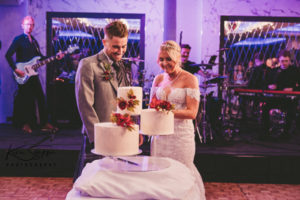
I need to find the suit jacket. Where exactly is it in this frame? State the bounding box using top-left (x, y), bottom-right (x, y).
top-left (75, 50), bottom-right (131, 142)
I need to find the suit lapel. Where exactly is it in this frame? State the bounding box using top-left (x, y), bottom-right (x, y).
top-left (97, 52), bottom-right (118, 95)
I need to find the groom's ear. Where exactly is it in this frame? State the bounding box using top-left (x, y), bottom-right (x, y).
top-left (102, 38), bottom-right (107, 48)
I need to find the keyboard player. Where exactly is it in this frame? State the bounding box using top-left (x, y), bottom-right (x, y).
top-left (248, 54), bottom-right (278, 90)
top-left (241, 54), bottom-right (278, 121)
top-left (261, 50), bottom-right (300, 139)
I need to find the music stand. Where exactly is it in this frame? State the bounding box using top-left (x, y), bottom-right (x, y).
top-left (208, 55), bottom-right (217, 65)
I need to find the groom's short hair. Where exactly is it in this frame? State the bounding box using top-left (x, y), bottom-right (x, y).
top-left (104, 20), bottom-right (128, 39)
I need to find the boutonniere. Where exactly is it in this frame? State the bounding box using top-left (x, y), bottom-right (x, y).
top-left (101, 63), bottom-right (114, 81)
top-left (117, 89), bottom-right (140, 112)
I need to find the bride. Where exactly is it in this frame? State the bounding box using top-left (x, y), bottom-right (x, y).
top-left (150, 40), bottom-right (205, 199)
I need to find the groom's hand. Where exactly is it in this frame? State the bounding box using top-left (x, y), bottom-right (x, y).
top-left (139, 134), bottom-right (144, 146)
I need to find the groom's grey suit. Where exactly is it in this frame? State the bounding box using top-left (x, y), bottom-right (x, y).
top-left (75, 50), bottom-right (131, 143)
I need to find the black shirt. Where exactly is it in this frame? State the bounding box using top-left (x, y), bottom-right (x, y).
top-left (5, 33), bottom-right (44, 70)
top-left (182, 60), bottom-right (199, 74)
top-left (276, 65), bottom-right (300, 91)
top-left (248, 64), bottom-right (278, 89)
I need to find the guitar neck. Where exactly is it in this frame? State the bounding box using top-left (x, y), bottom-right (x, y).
top-left (32, 50), bottom-right (66, 70)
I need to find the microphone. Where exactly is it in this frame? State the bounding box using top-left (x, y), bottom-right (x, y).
top-left (122, 57), bottom-right (144, 62)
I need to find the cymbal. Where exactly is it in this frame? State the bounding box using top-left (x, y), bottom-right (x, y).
top-left (190, 63), bottom-right (215, 67)
top-left (199, 84), bottom-right (216, 88)
top-left (190, 63), bottom-right (213, 69)
top-left (205, 76), bottom-right (227, 84)
top-left (217, 75), bottom-right (228, 79)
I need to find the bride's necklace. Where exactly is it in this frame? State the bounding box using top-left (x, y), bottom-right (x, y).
top-left (168, 69), bottom-right (182, 83)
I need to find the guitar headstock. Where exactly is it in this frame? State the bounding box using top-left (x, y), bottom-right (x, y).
top-left (66, 45), bottom-right (80, 54)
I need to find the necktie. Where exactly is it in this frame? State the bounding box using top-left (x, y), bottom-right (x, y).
top-left (112, 62), bottom-right (124, 86)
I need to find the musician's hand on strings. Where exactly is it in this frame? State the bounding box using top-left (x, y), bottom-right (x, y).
top-left (14, 68), bottom-right (25, 77)
top-left (56, 50), bottom-right (65, 60)
top-left (268, 84), bottom-right (277, 90)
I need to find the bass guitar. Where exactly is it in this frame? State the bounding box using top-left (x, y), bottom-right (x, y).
top-left (14, 45), bottom-right (79, 85)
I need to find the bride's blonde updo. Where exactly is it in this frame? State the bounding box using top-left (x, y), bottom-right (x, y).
top-left (159, 40), bottom-right (181, 65)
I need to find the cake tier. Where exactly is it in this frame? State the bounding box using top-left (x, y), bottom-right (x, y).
top-left (117, 86), bottom-right (142, 115)
top-left (140, 109), bottom-right (174, 135)
top-left (94, 122), bottom-right (139, 156)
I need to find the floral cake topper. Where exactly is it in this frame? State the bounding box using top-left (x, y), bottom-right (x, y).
top-left (117, 89), bottom-right (140, 112)
top-left (149, 98), bottom-right (175, 112)
top-left (111, 113), bottom-right (135, 131)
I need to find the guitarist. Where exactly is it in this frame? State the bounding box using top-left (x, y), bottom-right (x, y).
top-left (5, 16), bottom-right (64, 133)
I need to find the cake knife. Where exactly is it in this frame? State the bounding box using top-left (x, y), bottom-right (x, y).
top-left (109, 157), bottom-right (140, 166)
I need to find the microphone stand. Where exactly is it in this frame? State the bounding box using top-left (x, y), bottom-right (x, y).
top-left (199, 66), bottom-right (213, 143)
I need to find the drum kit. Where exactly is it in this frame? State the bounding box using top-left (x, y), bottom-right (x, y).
top-left (193, 58), bottom-right (245, 144)
top-left (197, 70), bottom-right (229, 144)
top-left (194, 56), bottom-right (290, 143)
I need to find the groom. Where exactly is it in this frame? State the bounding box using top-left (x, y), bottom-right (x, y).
top-left (74, 20), bottom-right (131, 180)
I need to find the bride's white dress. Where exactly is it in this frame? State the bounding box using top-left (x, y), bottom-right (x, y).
top-left (150, 86), bottom-right (206, 199)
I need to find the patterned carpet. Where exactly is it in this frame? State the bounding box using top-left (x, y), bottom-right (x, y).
top-left (1, 124), bottom-right (300, 199)
top-left (0, 177), bottom-right (300, 200)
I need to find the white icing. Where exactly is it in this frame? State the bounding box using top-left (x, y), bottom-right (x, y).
top-left (94, 122), bottom-right (139, 156)
top-left (140, 109), bottom-right (174, 135)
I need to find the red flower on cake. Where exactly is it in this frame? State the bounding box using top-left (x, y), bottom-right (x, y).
top-left (118, 98), bottom-right (128, 110)
top-left (117, 89), bottom-right (139, 112)
top-left (128, 99), bottom-right (134, 108)
top-left (149, 98), bottom-right (175, 112)
top-left (111, 113), bottom-right (135, 131)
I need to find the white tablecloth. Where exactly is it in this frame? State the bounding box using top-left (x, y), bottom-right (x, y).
top-left (66, 156), bottom-right (201, 200)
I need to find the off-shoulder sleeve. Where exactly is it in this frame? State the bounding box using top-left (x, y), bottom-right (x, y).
top-left (187, 88), bottom-right (200, 101)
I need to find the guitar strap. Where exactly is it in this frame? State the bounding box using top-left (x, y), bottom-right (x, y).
top-left (32, 37), bottom-right (43, 57)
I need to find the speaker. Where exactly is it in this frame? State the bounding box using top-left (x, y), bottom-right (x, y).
top-left (48, 82), bottom-right (82, 128)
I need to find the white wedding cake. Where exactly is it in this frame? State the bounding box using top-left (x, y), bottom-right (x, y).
top-left (93, 86), bottom-right (142, 156)
top-left (140, 109), bottom-right (174, 135)
top-left (117, 87), bottom-right (142, 115)
top-left (94, 122), bottom-right (139, 156)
